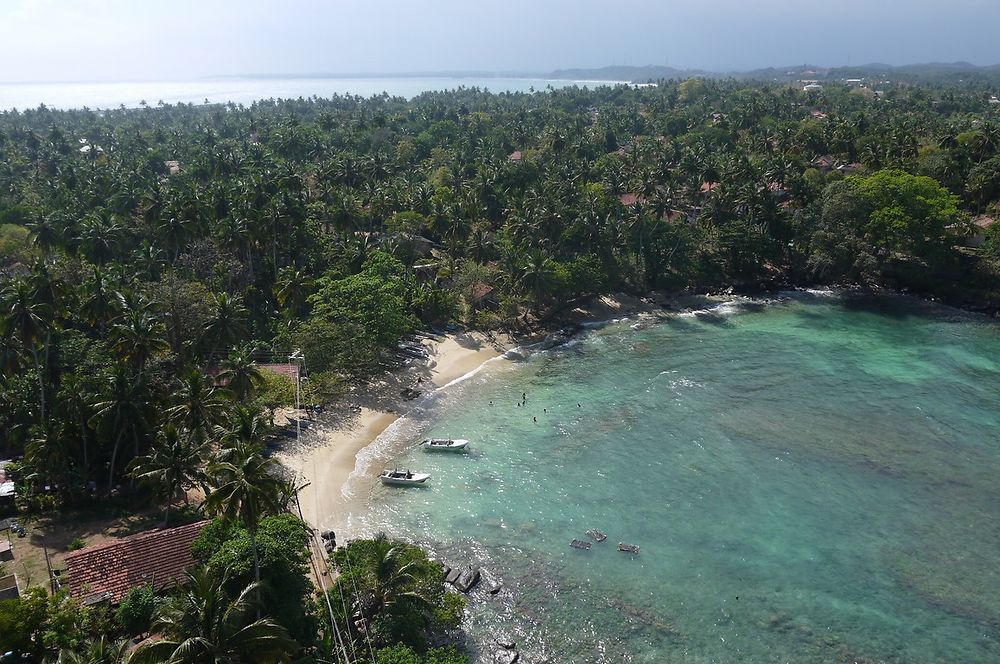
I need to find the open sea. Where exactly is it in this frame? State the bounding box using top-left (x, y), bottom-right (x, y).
top-left (0, 76), bottom-right (623, 111)
top-left (336, 292), bottom-right (1000, 663)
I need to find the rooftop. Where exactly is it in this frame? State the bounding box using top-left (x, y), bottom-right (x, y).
top-left (64, 520), bottom-right (208, 604)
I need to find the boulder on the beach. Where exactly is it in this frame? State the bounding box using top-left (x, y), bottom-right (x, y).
top-left (454, 567), bottom-right (481, 593)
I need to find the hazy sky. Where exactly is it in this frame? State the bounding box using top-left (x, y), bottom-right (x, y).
top-left (1, 0), bottom-right (998, 82)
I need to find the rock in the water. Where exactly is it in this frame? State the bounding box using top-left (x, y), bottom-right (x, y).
top-left (454, 567), bottom-right (481, 593)
top-left (495, 639), bottom-right (516, 650)
top-left (321, 530), bottom-right (336, 541)
top-left (494, 650), bottom-right (519, 664)
top-left (488, 583), bottom-right (503, 595)
top-left (445, 568), bottom-right (462, 585)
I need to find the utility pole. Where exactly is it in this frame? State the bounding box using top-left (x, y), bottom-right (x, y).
top-left (289, 350), bottom-right (304, 441)
top-left (41, 533), bottom-right (55, 594)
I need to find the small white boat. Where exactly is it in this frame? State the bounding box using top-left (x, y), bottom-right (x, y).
top-left (421, 438), bottom-right (469, 451)
top-left (379, 469), bottom-right (430, 486)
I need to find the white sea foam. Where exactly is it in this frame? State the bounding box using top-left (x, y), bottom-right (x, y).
top-left (676, 300), bottom-right (744, 318)
top-left (803, 288), bottom-right (839, 297)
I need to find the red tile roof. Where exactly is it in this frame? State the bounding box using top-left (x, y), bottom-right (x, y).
top-left (508, 150), bottom-right (522, 162)
top-left (258, 364), bottom-right (300, 381)
top-left (619, 193), bottom-right (645, 206)
top-left (973, 215), bottom-right (996, 230)
top-left (811, 155), bottom-right (835, 170)
top-left (65, 520), bottom-right (208, 603)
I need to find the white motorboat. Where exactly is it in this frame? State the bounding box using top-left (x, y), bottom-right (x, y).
top-left (379, 469), bottom-right (430, 486)
top-left (421, 438), bottom-right (469, 451)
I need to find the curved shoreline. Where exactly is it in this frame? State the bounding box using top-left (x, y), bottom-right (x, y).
top-left (279, 288), bottom-right (956, 537)
top-left (277, 331), bottom-right (514, 533)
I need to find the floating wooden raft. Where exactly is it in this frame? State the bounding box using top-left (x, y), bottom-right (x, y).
top-left (617, 542), bottom-right (640, 554)
top-left (570, 539), bottom-right (592, 550)
top-left (586, 529), bottom-right (607, 542)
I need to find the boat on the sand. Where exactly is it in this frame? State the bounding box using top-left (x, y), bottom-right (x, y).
top-left (379, 469), bottom-right (430, 486)
top-left (422, 438), bottom-right (469, 451)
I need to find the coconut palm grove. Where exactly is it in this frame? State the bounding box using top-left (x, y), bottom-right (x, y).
top-left (0, 74), bottom-right (999, 662)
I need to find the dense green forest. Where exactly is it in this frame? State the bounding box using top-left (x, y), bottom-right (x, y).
top-left (1, 78), bottom-right (999, 661)
top-left (2, 77), bottom-right (999, 493)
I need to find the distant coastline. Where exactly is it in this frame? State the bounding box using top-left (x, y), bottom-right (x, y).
top-left (0, 76), bottom-right (629, 112)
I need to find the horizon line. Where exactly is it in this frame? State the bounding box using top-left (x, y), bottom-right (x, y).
top-left (3, 60), bottom-right (999, 86)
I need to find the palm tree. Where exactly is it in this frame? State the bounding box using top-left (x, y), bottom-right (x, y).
top-left (1, 279), bottom-right (53, 424)
top-left (89, 366), bottom-right (153, 490)
top-left (27, 214), bottom-right (65, 257)
top-left (129, 567), bottom-right (297, 664)
top-left (130, 424), bottom-right (209, 524)
top-left (218, 346), bottom-right (264, 402)
top-left (203, 294), bottom-right (248, 362)
top-left (216, 405), bottom-right (269, 450)
top-left (80, 268), bottom-right (115, 332)
top-left (110, 301), bottom-right (169, 376)
top-left (520, 249), bottom-right (555, 315)
top-left (54, 636), bottom-right (130, 664)
top-left (364, 535), bottom-right (433, 620)
top-left (167, 370), bottom-right (228, 439)
top-left (274, 268), bottom-right (313, 320)
top-left (204, 444), bottom-right (285, 595)
top-left (56, 373), bottom-right (96, 486)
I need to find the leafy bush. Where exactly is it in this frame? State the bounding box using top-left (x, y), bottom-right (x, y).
top-left (329, 536), bottom-right (464, 652)
top-left (67, 537), bottom-right (86, 551)
top-left (0, 587), bottom-right (110, 658)
top-left (376, 644), bottom-right (469, 664)
top-left (305, 251), bottom-right (415, 375)
top-left (254, 368), bottom-right (297, 410)
top-left (983, 222), bottom-right (1000, 259)
top-left (192, 514), bottom-right (317, 646)
top-left (0, 223), bottom-right (32, 265)
top-left (115, 584), bottom-right (156, 636)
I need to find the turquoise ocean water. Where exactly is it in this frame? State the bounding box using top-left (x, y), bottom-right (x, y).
top-left (340, 292), bottom-right (1000, 663)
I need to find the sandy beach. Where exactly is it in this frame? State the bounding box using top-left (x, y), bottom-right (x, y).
top-left (277, 293), bottom-right (665, 534)
top-left (278, 330), bottom-right (512, 530)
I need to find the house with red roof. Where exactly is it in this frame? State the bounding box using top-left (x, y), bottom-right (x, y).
top-left (967, 215), bottom-right (996, 247)
top-left (618, 193), bottom-right (645, 206)
top-left (64, 520), bottom-right (208, 605)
